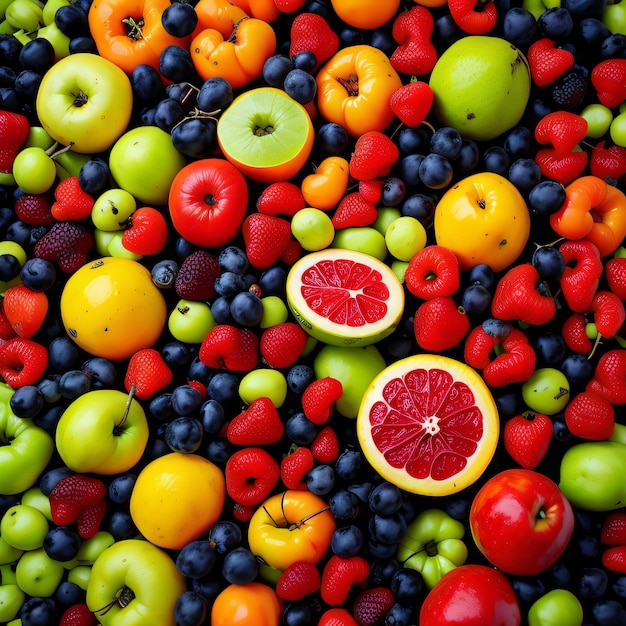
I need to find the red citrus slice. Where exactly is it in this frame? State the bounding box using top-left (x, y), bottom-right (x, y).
top-left (357, 354), bottom-right (499, 496)
top-left (285, 249), bottom-right (404, 347)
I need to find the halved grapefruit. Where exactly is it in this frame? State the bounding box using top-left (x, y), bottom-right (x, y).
top-left (285, 249), bottom-right (404, 347)
top-left (357, 354), bottom-right (499, 496)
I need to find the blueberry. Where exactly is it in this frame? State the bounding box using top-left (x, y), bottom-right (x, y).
top-left (418, 153), bottom-right (453, 189)
top-left (262, 54), bottom-right (294, 89)
top-left (401, 193), bottom-right (435, 222)
top-left (397, 154), bottom-right (424, 188)
top-left (504, 126), bottom-right (533, 158)
top-left (81, 357), bottom-right (118, 389)
top-left (502, 7), bottom-right (537, 46)
top-left (151, 259), bottom-right (179, 289)
top-left (512, 577), bottom-right (545, 604)
top-left (535, 332), bottom-right (567, 366)
top-left (292, 50), bottom-right (318, 72)
top-left (33, 405), bottom-right (64, 435)
top-left (159, 44), bottom-right (195, 83)
top-left (429, 127), bottom-right (463, 160)
top-left (171, 384), bottom-right (204, 416)
top-left (397, 127), bottom-right (429, 154)
top-left (457, 139), bottom-right (480, 171)
top-left (54, 4), bottom-right (89, 38)
top-left (317, 122), bottom-right (349, 155)
top-left (207, 372), bottom-right (239, 404)
top-left (285, 411), bottom-right (318, 445)
top-left (482, 318), bottom-right (511, 339)
top-left (161, 2), bottom-right (198, 38)
top-left (108, 473), bottom-right (137, 505)
top-left (43, 526), bottom-right (81, 561)
top-left (222, 547), bottom-right (259, 584)
top-left (578, 17), bottom-right (611, 45)
top-left (553, 419), bottom-right (573, 442)
top-left (172, 117), bottom-right (217, 158)
top-left (206, 439), bottom-right (231, 465)
top-left (130, 64), bottom-right (166, 104)
top-left (218, 246), bottom-right (249, 275)
top-left (331, 524), bottom-right (363, 557)
top-left (19, 38), bottom-right (55, 73)
top-left (483, 146), bottom-right (511, 175)
top-left (508, 158), bottom-right (542, 193)
top-left (538, 7), bottom-right (574, 40)
top-left (335, 449), bottom-right (364, 481)
top-left (370, 558), bottom-right (401, 585)
top-left (578, 566), bottom-right (609, 599)
top-left (367, 537), bottom-right (399, 559)
top-left (348, 481), bottom-right (374, 503)
top-left (214, 271), bottom-right (246, 297)
top-left (165, 416), bottom-right (204, 454)
top-left (368, 481), bottom-right (403, 515)
top-left (162, 342), bottom-right (190, 369)
top-left (37, 376), bottom-right (61, 404)
top-left (197, 76), bottom-right (233, 113)
top-left (54, 581), bottom-right (84, 607)
top-left (287, 365), bottom-right (316, 394)
top-left (468, 263), bottom-right (495, 290)
top-left (561, 354), bottom-right (595, 385)
top-left (601, 33), bottom-right (626, 57)
top-left (329, 489), bottom-right (360, 521)
top-left (462, 284), bottom-right (491, 315)
top-left (174, 591), bottom-right (209, 626)
top-left (592, 600), bottom-right (626, 626)
top-left (59, 369), bottom-right (92, 400)
top-left (39, 466), bottom-right (75, 496)
top-left (20, 597), bottom-right (58, 626)
top-left (148, 392), bottom-right (174, 421)
top-left (528, 180), bottom-right (567, 216)
top-left (282, 604), bottom-right (314, 626)
top-left (369, 513), bottom-right (407, 546)
top-left (382, 177), bottom-right (406, 207)
top-left (176, 540), bottom-right (217, 578)
top-left (49, 335), bottom-right (81, 371)
top-left (190, 577), bottom-right (222, 600)
top-left (306, 464), bottom-right (336, 495)
top-left (9, 385), bottom-right (44, 419)
top-left (578, 534), bottom-right (600, 559)
top-left (20, 257), bottom-right (56, 290)
top-left (385, 603), bottom-right (417, 626)
top-left (200, 398), bottom-right (226, 434)
top-left (108, 510), bottom-right (138, 540)
top-left (68, 36), bottom-right (97, 55)
top-left (283, 67), bottom-right (317, 105)
top-left (390, 567), bottom-right (425, 601)
top-left (494, 390), bottom-right (519, 418)
top-left (210, 296), bottom-right (233, 324)
top-left (208, 520), bottom-right (243, 554)
top-left (532, 246), bottom-right (566, 281)
top-left (229, 291), bottom-right (264, 327)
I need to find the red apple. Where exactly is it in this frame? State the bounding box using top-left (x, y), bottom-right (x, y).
top-left (469, 468), bottom-right (575, 576)
top-left (419, 564), bottom-right (521, 626)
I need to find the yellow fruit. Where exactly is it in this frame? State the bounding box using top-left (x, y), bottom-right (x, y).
top-left (357, 354), bottom-right (499, 496)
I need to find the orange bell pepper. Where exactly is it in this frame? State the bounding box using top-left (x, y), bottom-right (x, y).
top-left (316, 44), bottom-right (402, 137)
top-left (550, 176), bottom-right (626, 257)
top-left (191, 17), bottom-right (276, 88)
top-left (193, 0), bottom-right (248, 38)
top-left (88, 0), bottom-right (189, 74)
top-left (230, 0), bottom-right (280, 22)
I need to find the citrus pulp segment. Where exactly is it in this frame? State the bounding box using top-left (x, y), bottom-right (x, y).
top-left (285, 249), bottom-right (405, 347)
top-left (356, 354), bottom-right (499, 496)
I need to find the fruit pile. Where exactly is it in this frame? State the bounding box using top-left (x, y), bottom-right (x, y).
top-left (1, 0), bottom-right (626, 624)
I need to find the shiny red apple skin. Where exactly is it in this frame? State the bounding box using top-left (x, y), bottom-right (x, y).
top-left (469, 468), bottom-right (575, 576)
top-left (419, 564), bottom-right (521, 626)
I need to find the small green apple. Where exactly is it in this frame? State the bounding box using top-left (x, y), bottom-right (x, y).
top-left (67, 564), bottom-right (92, 590)
top-left (109, 126), bottom-right (187, 206)
top-left (373, 207), bottom-right (402, 235)
top-left (528, 588), bottom-right (583, 626)
top-left (15, 547), bottom-right (65, 597)
top-left (91, 188), bottom-right (136, 232)
top-left (313, 344), bottom-right (387, 418)
top-left (107, 233), bottom-right (143, 261)
top-left (0, 582), bottom-right (24, 623)
top-left (385, 216), bottom-right (427, 262)
top-left (239, 369), bottom-right (288, 408)
top-left (75, 531), bottom-right (116, 565)
top-left (581, 103), bottom-right (614, 138)
top-left (168, 299), bottom-right (216, 344)
top-left (0, 505), bottom-right (49, 551)
top-left (603, 0), bottom-right (626, 35)
top-left (42, 0), bottom-right (70, 25)
top-left (429, 36), bottom-right (531, 141)
top-left (260, 295), bottom-right (289, 328)
top-left (332, 227), bottom-right (388, 261)
top-left (0, 535), bottom-right (23, 566)
top-left (291, 207), bottom-right (335, 251)
top-left (609, 111), bottom-right (626, 147)
top-left (20, 487), bottom-right (52, 522)
top-left (521, 368), bottom-right (570, 415)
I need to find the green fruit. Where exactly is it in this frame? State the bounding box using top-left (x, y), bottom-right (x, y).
top-left (528, 589), bottom-right (583, 626)
top-left (429, 36), bottom-right (531, 141)
top-left (521, 368), bottom-right (570, 415)
top-left (332, 227), bottom-right (388, 261)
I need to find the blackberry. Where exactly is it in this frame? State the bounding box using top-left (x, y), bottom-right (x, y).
top-left (551, 71), bottom-right (588, 108)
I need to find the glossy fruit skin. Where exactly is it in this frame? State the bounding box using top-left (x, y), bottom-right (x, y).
top-left (469, 468), bottom-right (575, 576)
top-left (129, 452), bottom-right (226, 550)
top-left (419, 564), bottom-right (521, 626)
top-left (60, 257), bottom-right (167, 362)
top-left (168, 158), bottom-right (249, 248)
top-left (316, 44), bottom-right (402, 136)
top-left (211, 582), bottom-right (283, 626)
top-left (434, 172), bottom-right (531, 272)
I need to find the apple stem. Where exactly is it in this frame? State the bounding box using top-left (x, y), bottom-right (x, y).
top-left (171, 109), bottom-right (220, 133)
top-left (115, 384), bottom-right (136, 432)
top-left (289, 507), bottom-right (331, 531)
top-left (94, 586), bottom-right (135, 616)
top-left (588, 333), bottom-right (604, 360)
top-left (48, 142), bottom-right (76, 160)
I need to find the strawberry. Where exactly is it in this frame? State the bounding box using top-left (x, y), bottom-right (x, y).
top-left (174, 249), bottom-right (220, 301)
top-left (605, 257), bottom-right (626, 300)
top-left (122, 207), bottom-right (169, 256)
top-left (602, 545), bottom-right (626, 574)
top-left (60, 603), bottom-right (98, 626)
top-left (0, 110), bottom-right (30, 175)
top-left (503, 412), bottom-right (553, 470)
top-left (389, 79), bottom-right (434, 128)
top-left (242, 212), bottom-right (292, 270)
top-left (311, 426), bottom-right (340, 463)
top-left (358, 179), bottom-right (385, 204)
top-left (390, 6), bottom-right (437, 76)
top-left (535, 148), bottom-right (588, 185)
top-left (414, 296), bottom-right (470, 352)
top-left (321, 555), bottom-right (370, 606)
top-left (353, 587), bottom-right (395, 626)
top-left (227, 396), bottom-right (285, 446)
top-left (256, 181), bottom-right (306, 217)
top-left (586, 349), bottom-right (626, 406)
top-left (404, 245), bottom-right (460, 300)
top-left (260, 322), bottom-right (308, 369)
top-left (600, 512), bottom-right (626, 545)
top-left (14, 193), bottom-right (55, 225)
top-left (289, 12), bottom-right (339, 71)
top-left (33, 221), bottom-right (94, 273)
top-left (526, 38), bottom-right (575, 88)
top-left (564, 390), bottom-right (614, 441)
top-left (587, 290), bottom-right (626, 339)
top-left (51, 176), bottom-right (95, 221)
top-left (561, 313), bottom-right (593, 354)
top-left (302, 376), bottom-right (343, 424)
top-left (590, 141), bottom-right (626, 180)
top-left (49, 474), bottom-right (107, 527)
top-left (0, 337), bottom-right (48, 388)
top-left (281, 445), bottom-right (315, 490)
top-left (225, 446), bottom-right (280, 507)
top-left (2, 284), bottom-right (49, 339)
top-left (491, 263), bottom-right (556, 326)
top-left (447, 0), bottom-right (498, 35)
top-left (559, 240), bottom-right (603, 313)
top-left (0, 302), bottom-right (16, 341)
top-left (591, 59), bottom-right (626, 108)
top-left (331, 192), bottom-right (378, 229)
top-left (199, 325), bottom-right (259, 372)
top-left (280, 237), bottom-right (302, 265)
top-left (276, 560), bottom-right (321, 601)
top-left (76, 500), bottom-right (108, 539)
top-left (124, 348), bottom-right (173, 400)
top-left (319, 608), bottom-right (359, 626)
top-left (535, 111), bottom-right (588, 155)
top-left (349, 132), bottom-right (399, 182)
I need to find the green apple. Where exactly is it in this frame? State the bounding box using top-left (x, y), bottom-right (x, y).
top-left (385, 216), bottom-right (427, 262)
top-left (332, 227), bottom-right (388, 261)
top-left (168, 299), bottom-right (216, 344)
top-left (42, 0), bottom-right (69, 25)
top-left (603, 0), bottom-right (626, 34)
top-left (610, 111), bottom-right (626, 147)
top-left (0, 535), bottom-right (23, 566)
top-left (391, 260), bottom-right (409, 283)
top-left (25, 126), bottom-right (55, 150)
top-left (373, 207), bottom-right (402, 235)
top-left (559, 441), bottom-right (626, 511)
top-left (36, 23), bottom-right (70, 60)
top-left (75, 531), bottom-right (116, 565)
top-left (609, 422), bottom-right (626, 445)
top-left (4, 0), bottom-right (43, 31)
top-left (239, 369), bottom-right (288, 408)
top-left (94, 228), bottom-right (119, 257)
top-left (291, 207), bottom-right (335, 251)
top-left (109, 126), bottom-right (187, 206)
top-left (0, 504), bottom-right (49, 551)
top-left (429, 36), bottom-right (531, 141)
top-left (260, 295), bottom-right (289, 328)
top-left (12, 146), bottom-right (57, 194)
top-left (15, 547), bottom-right (65, 597)
top-left (20, 487), bottom-right (52, 522)
top-left (528, 589), bottom-right (583, 626)
top-left (91, 188), bottom-right (137, 232)
top-left (68, 564), bottom-right (92, 590)
top-left (313, 344), bottom-right (387, 418)
top-left (522, 0), bottom-right (561, 20)
top-left (53, 145), bottom-right (91, 180)
top-left (36, 53), bottom-right (133, 154)
top-left (86, 539), bottom-right (187, 626)
top-left (0, 382), bottom-right (55, 496)
top-left (0, 581), bottom-right (24, 623)
top-left (521, 368), bottom-right (570, 415)
top-left (106, 233), bottom-right (143, 261)
top-left (55, 389), bottom-right (149, 475)
top-left (581, 103), bottom-right (614, 139)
